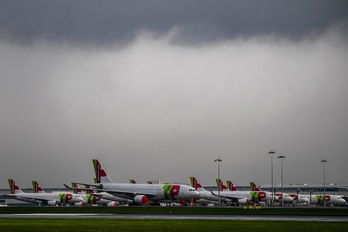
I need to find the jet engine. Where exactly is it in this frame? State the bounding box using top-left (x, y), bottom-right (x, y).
top-left (106, 201), bottom-right (117, 207)
top-left (134, 195), bottom-right (149, 205)
top-left (74, 202), bottom-right (85, 207)
top-left (238, 199), bottom-right (249, 205)
top-left (47, 200), bottom-right (58, 206)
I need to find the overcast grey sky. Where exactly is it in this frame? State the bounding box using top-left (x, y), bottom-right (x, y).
top-left (0, 0), bottom-right (347, 189)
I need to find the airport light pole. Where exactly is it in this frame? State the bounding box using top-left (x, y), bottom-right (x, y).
top-left (321, 159), bottom-right (328, 207)
top-left (268, 151), bottom-right (275, 206)
top-left (277, 155), bottom-right (286, 206)
top-left (214, 157), bottom-right (222, 206)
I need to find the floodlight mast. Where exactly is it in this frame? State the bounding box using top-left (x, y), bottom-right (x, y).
top-left (214, 157), bottom-right (222, 206)
top-left (277, 155), bottom-right (286, 206)
top-left (268, 151), bottom-right (275, 206)
top-left (321, 159), bottom-right (328, 207)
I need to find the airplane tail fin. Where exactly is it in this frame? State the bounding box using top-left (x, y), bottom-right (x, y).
top-left (71, 182), bottom-right (85, 194)
top-left (93, 159), bottom-right (114, 183)
top-left (85, 184), bottom-right (94, 194)
top-left (216, 179), bottom-right (229, 191)
top-left (147, 181), bottom-right (153, 184)
top-left (130, 179), bottom-right (137, 184)
top-left (8, 179), bottom-right (24, 194)
top-left (250, 182), bottom-right (262, 191)
top-left (32, 180), bottom-right (45, 193)
top-left (226, 180), bottom-right (239, 191)
top-left (190, 176), bottom-right (205, 192)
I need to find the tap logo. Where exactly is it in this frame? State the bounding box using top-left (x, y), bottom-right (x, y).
top-left (316, 195), bottom-right (331, 203)
top-left (86, 194), bottom-right (100, 204)
top-left (250, 191), bottom-right (266, 201)
top-left (163, 184), bottom-right (180, 199)
top-left (59, 193), bottom-right (73, 203)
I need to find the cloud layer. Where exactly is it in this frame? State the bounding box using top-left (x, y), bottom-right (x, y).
top-left (0, 24), bottom-right (347, 188)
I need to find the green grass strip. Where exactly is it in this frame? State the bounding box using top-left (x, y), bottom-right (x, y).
top-left (1, 206), bottom-right (348, 216)
top-left (0, 219), bottom-right (347, 232)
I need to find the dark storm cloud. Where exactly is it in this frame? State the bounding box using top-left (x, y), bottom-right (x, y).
top-left (0, 0), bottom-right (347, 44)
top-left (1, 24), bottom-right (347, 188)
top-left (0, 1), bottom-right (347, 189)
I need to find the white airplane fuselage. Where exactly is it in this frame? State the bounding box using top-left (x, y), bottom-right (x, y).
top-left (303, 194), bottom-right (346, 205)
top-left (7, 192), bottom-right (83, 206)
top-left (216, 190), bottom-right (274, 203)
top-left (98, 182), bottom-right (199, 203)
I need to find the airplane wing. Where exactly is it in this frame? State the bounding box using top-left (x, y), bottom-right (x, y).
top-left (92, 189), bottom-right (159, 199)
top-left (6, 195), bottom-right (42, 203)
top-left (71, 182), bottom-right (102, 188)
top-left (63, 184), bottom-right (100, 192)
top-left (209, 190), bottom-right (240, 201)
top-left (64, 184), bottom-right (159, 199)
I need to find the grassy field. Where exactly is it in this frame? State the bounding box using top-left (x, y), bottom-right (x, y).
top-left (0, 219), bottom-right (347, 232)
top-left (1, 206), bottom-right (348, 216)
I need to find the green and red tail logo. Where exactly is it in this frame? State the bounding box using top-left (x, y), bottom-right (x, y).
top-left (226, 180), bottom-right (238, 191)
top-left (93, 159), bottom-right (108, 183)
top-left (32, 181), bottom-right (44, 193)
top-left (190, 177), bottom-right (202, 189)
top-left (8, 179), bottom-right (21, 194)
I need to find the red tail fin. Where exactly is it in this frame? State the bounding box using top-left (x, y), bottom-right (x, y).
top-left (93, 159), bottom-right (113, 183)
top-left (250, 182), bottom-right (262, 191)
top-left (226, 180), bottom-right (239, 191)
top-left (216, 179), bottom-right (228, 191)
top-left (32, 181), bottom-right (45, 193)
top-left (8, 179), bottom-right (24, 194)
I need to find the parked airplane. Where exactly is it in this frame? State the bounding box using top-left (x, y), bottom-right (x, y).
top-left (7, 179), bottom-right (83, 206)
top-left (190, 176), bottom-right (219, 205)
top-left (71, 182), bottom-right (117, 207)
top-left (288, 193), bottom-right (309, 205)
top-left (66, 159), bottom-right (199, 205)
top-left (302, 194), bottom-right (345, 205)
top-left (214, 179), bottom-right (276, 205)
top-left (191, 177), bottom-right (274, 206)
top-left (84, 184), bottom-right (132, 204)
top-left (250, 182), bottom-right (293, 204)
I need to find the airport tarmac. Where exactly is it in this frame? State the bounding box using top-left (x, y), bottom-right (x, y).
top-left (0, 213), bottom-right (347, 221)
